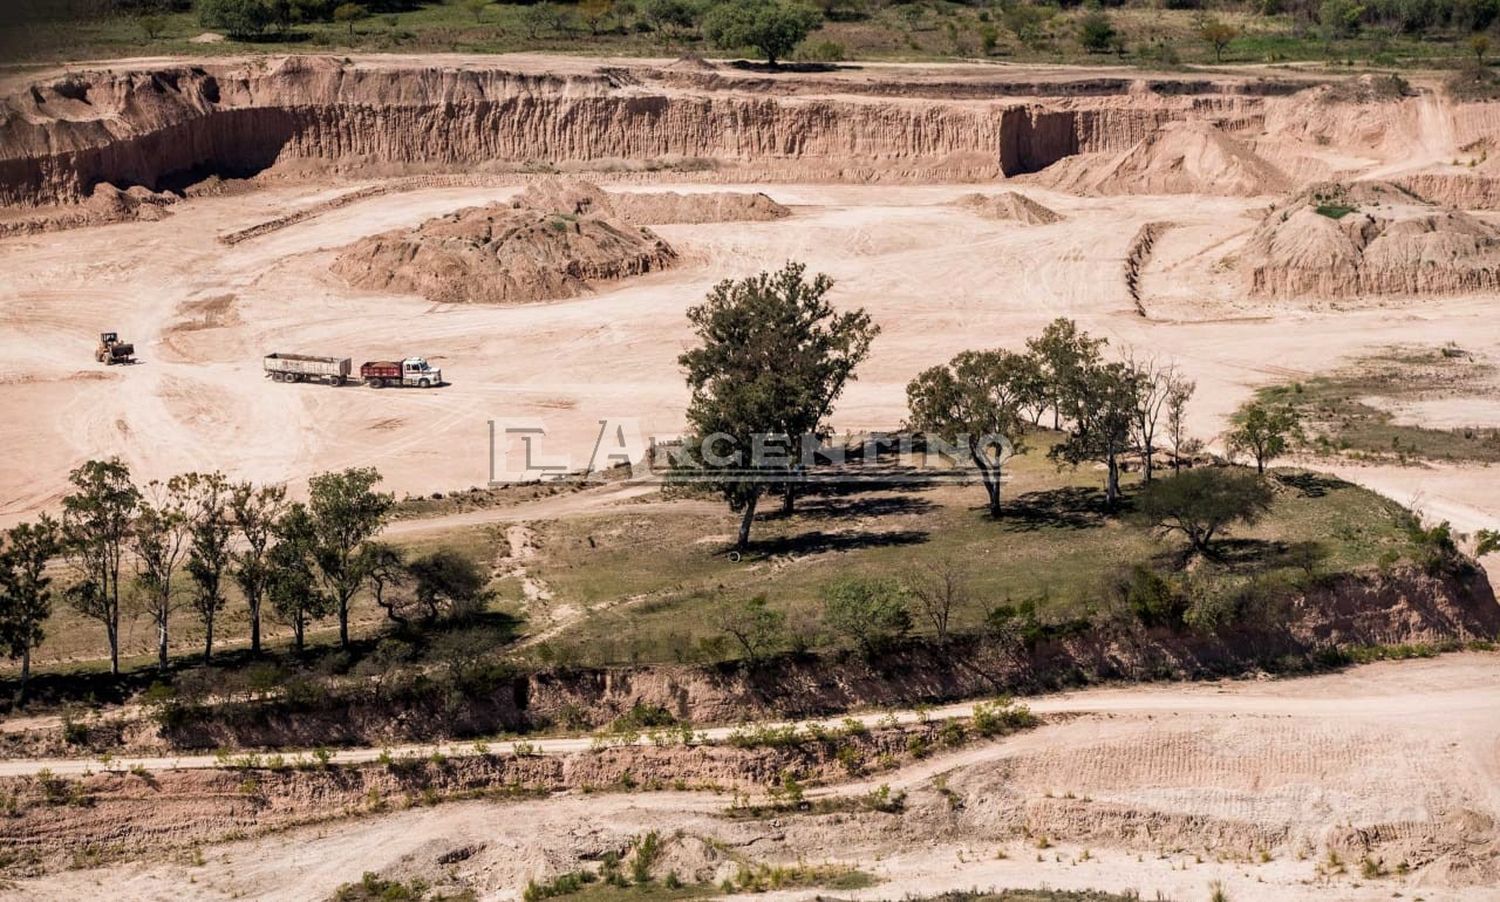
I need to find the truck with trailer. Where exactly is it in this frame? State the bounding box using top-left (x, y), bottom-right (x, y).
top-left (361, 357), bottom-right (443, 389)
top-left (263, 353), bottom-right (351, 386)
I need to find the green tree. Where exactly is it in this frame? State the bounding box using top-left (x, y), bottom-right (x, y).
top-left (266, 503), bottom-right (332, 653)
top-left (407, 548), bottom-right (489, 623)
top-left (1004, 3), bottom-right (1051, 50)
top-left (0, 515), bottom-right (62, 705)
top-left (1026, 317), bottom-right (1105, 431)
top-left (579, 0), bottom-right (612, 35)
top-left (822, 577), bottom-right (911, 658)
top-left (906, 349), bottom-right (1032, 517)
top-left (520, 1), bottom-right (566, 38)
top-left (139, 13), bottom-right (168, 40)
top-left (199, 0), bottom-right (275, 38)
top-left (333, 1), bottom-right (366, 36)
top-left (1319, 0), bottom-right (1366, 40)
top-left (61, 458), bottom-right (140, 675)
top-left (1227, 400), bottom-right (1301, 474)
top-left (132, 477), bottom-right (193, 674)
top-left (1077, 10), bottom-right (1116, 53)
top-left (307, 467), bottom-right (394, 648)
top-left (1476, 528), bottom-right (1499, 556)
top-left (183, 472), bottom-right (233, 664)
top-left (703, 0), bottom-right (823, 66)
top-left (459, 0), bottom-right (491, 24)
top-left (1135, 467), bottom-right (1275, 560)
top-left (1164, 372), bottom-right (1197, 473)
top-left (677, 262), bottom-right (876, 547)
top-left (1472, 33), bottom-right (1491, 63)
top-left (1198, 18), bottom-right (1239, 62)
top-left (641, 0), bottom-right (700, 41)
top-left (1053, 354), bottom-right (1140, 507)
top-left (714, 594), bottom-right (786, 662)
top-left (901, 556), bottom-right (970, 644)
top-left (231, 481), bottom-right (286, 655)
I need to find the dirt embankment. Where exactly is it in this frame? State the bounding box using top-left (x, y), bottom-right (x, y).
top-left (954, 191), bottom-right (1063, 224)
top-left (141, 565), bottom-right (1499, 753)
top-left (0, 56), bottom-right (1351, 211)
top-left (0, 723), bottom-right (939, 873)
top-left (1243, 180), bottom-right (1500, 299)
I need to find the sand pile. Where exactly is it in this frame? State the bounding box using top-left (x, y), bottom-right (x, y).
top-left (1035, 120), bottom-right (1292, 197)
top-left (1243, 181), bottom-right (1500, 299)
top-left (332, 198), bottom-right (676, 305)
top-left (518, 178), bottom-right (790, 224)
top-left (954, 191), bottom-right (1062, 224)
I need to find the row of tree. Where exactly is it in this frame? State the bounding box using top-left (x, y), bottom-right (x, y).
top-left (0, 461), bottom-right (497, 704)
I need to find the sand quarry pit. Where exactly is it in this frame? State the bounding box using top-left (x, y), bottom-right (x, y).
top-left (3, 52), bottom-right (1500, 897)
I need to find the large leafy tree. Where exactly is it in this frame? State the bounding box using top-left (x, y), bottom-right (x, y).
top-left (307, 467), bottom-right (393, 648)
top-left (906, 349), bottom-right (1032, 518)
top-left (1228, 401), bottom-right (1301, 474)
top-left (60, 458), bottom-right (140, 675)
top-left (1026, 317), bottom-right (1105, 431)
top-left (677, 262), bottom-right (877, 547)
top-left (266, 502), bottom-right (333, 653)
top-left (231, 481), bottom-right (287, 655)
top-left (0, 515), bottom-right (62, 705)
top-left (1135, 467), bottom-right (1275, 560)
top-left (133, 477), bottom-right (193, 674)
top-left (1053, 342), bottom-right (1140, 507)
top-left (183, 472), bottom-right (233, 664)
top-left (703, 0), bottom-right (822, 66)
top-left (822, 577), bottom-right (911, 659)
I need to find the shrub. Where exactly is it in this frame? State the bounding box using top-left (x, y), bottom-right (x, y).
top-left (821, 577), bottom-right (912, 658)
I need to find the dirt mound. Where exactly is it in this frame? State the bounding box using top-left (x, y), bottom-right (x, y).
top-left (955, 191), bottom-right (1062, 224)
top-left (1035, 120), bottom-right (1292, 197)
top-left (519, 177), bottom-right (790, 224)
top-left (331, 202), bottom-right (676, 305)
top-left (1243, 180), bottom-right (1500, 299)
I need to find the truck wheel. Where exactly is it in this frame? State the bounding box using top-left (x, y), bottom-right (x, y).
top-left (330, 376), bottom-right (345, 387)
top-left (368, 378), bottom-right (383, 389)
top-left (419, 378), bottom-right (431, 388)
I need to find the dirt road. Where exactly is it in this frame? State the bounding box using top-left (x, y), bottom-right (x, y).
top-left (6, 653), bottom-right (1498, 901)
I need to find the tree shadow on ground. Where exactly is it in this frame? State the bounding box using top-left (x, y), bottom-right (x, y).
top-left (1002, 485), bottom-right (1120, 531)
top-left (1276, 471), bottom-right (1352, 498)
top-left (776, 493), bottom-right (938, 520)
top-left (743, 528), bottom-right (929, 559)
top-left (729, 60), bottom-right (860, 73)
top-left (1207, 538), bottom-right (1329, 573)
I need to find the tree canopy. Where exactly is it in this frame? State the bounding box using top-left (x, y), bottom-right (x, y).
top-left (703, 0), bottom-right (823, 66)
top-left (1135, 467), bottom-right (1275, 559)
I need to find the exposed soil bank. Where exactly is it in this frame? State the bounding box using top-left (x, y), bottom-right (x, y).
top-left (0, 722), bottom-right (943, 874)
top-left (154, 565), bottom-right (1498, 751)
top-left (0, 55), bottom-right (1339, 209)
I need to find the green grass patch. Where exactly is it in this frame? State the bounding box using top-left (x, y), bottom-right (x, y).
top-left (524, 440), bottom-right (1420, 667)
top-left (1258, 346), bottom-right (1500, 465)
top-left (1315, 203), bottom-right (1357, 219)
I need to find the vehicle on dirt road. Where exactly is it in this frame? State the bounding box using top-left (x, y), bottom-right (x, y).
top-left (95, 332), bottom-right (135, 365)
top-left (263, 353), bottom-right (351, 386)
top-left (361, 357), bottom-right (443, 388)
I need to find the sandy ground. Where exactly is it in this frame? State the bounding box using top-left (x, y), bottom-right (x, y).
top-left (8, 653), bottom-right (1498, 901)
top-left (7, 180), bottom-right (1500, 540)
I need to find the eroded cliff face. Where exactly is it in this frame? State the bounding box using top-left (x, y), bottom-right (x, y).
top-left (0, 56), bottom-right (1286, 208)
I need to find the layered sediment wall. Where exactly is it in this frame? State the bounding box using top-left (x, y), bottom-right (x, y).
top-left (0, 56), bottom-right (1272, 208)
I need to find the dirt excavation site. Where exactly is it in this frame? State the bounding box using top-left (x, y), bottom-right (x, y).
top-left (7, 53), bottom-right (1500, 901)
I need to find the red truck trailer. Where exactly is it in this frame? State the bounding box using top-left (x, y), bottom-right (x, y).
top-left (360, 357), bottom-right (443, 388)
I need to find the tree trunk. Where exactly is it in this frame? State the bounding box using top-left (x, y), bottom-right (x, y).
top-left (339, 600), bottom-right (350, 649)
top-left (985, 476), bottom-right (1002, 518)
top-left (1142, 441), bottom-right (1154, 483)
top-left (736, 494), bottom-right (759, 550)
top-left (249, 600), bottom-right (261, 655)
top-left (782, 479), bottom-right (796, 515)
top-left (108, 621), bottom-right (120, 676)
top-left (157, 617), bottom-right (169, 674)
top-left (203, 616), bottom-right (214, 665)
top-left (1106, 452), bottom-right (1121, 506)
top-left (18, 648), bottom-right (30, 707)
top-left (294, 619), bottom-right (305, 654)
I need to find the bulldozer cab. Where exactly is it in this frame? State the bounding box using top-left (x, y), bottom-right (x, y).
top-left (100, 332), bottom-right (118, 344)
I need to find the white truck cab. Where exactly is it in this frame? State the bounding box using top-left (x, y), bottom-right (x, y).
top-left (402, 357), bottom-right (442, 387)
